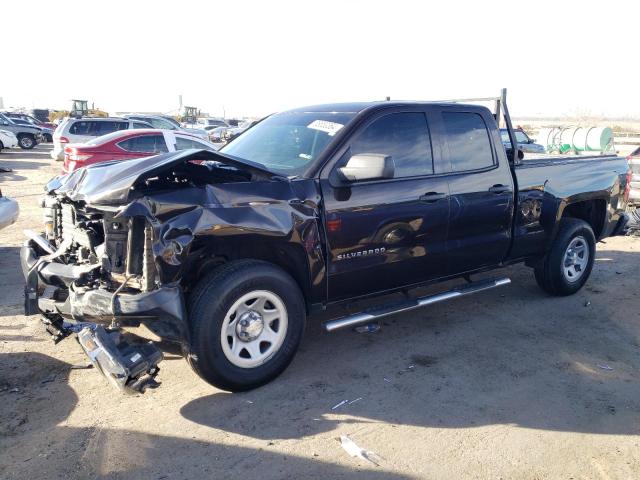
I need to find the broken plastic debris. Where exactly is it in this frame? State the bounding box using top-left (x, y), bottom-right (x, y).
top-left (597, 364), bottom-right (613, 371)
top-left (584, 301), bottom-right (591, 307)
top-left (339, 435), bottom-right (381, 466)
top-left (70, 363), bottom-right (94, 370)
top-left (332, 399), bottom-right (349, 410)
top-left (383, 377), bottom-right (392, 383)
top-left (354, 323), bottom-right (381, 334)
top-left (348, 397), bottom-right (363, 405)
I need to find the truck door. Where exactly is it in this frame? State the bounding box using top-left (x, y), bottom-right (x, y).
top-left (320, 109), bottom-right (450, 301)
top-left (439, 109), bottom-right (514, 274)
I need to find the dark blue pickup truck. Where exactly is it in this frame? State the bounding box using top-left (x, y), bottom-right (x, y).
top-left (22, 90), bottom-right (632, 392)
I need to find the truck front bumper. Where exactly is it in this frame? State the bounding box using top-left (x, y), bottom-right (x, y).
top-left (21, 238), bottom-right (189, 348)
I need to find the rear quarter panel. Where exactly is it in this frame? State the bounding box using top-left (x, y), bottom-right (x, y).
top-left (511, 156), bottom-right (629, 259)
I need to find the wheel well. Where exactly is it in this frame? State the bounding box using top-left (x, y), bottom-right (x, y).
top-left (182, 239), bottom-right (313, 309)
top-left (561, 199), bottom-right (606, 239)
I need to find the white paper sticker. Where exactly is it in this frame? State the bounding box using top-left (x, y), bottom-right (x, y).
top-left (130, 353), bottom-right (142, 363)
top-left (307, 120), bottom-right (344, 136)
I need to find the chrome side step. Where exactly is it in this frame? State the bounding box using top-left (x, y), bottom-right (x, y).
top-left (323, 277), bottom-right (511, 332)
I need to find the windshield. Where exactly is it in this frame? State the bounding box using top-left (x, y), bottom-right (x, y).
top-left (220, 111), bottom-right (355, 176)
top-left (0, 113), bottom-right (15, 125)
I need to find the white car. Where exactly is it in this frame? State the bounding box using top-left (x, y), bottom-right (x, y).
top-left (0, 191), bottom-right (19, 230)
top-left (0, 129), bottom-right (18, 151)
top-left (51, 117), bottom-right (153, 161)
top-left (125, 115), bottom-right (209, 141)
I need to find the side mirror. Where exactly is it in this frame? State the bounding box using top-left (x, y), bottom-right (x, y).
top-left (338, 154), bottom-right (394, 183)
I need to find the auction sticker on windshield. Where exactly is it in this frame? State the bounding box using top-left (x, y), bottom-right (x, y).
top-left (307, 120), bottom-right (344, 136)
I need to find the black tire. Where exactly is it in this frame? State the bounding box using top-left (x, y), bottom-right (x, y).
top-left (18, 134), bottom-right (36, 149)
top-left (0, 140), bottom-right (4, 150)
top-left (44, 134), bottom-right (52, 143)
top-left (534, 218), bottom-right (596, 296)
top-left (187, 259), bottom-right (305, 391)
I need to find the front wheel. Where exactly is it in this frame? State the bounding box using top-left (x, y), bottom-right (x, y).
top-left (18, 134), bottom-right (36, 149)
top-left (187, 260), bottom-right (305, 391)
top-left (534, 218), bottom-right (596, 296)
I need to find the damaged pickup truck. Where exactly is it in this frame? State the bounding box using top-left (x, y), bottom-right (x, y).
top-left (22, 90), bottom-right (632, 392)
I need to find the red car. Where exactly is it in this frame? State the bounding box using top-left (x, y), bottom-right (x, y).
top-left (62, 129), bottom-right (218, 173)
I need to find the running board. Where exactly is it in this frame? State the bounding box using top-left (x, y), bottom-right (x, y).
top-left (323, 277), bottom-right (511, 332)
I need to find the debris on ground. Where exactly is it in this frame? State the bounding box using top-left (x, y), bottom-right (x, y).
top-left (584, 301), bottom-right (591, 307)
top-left (332, 399), bottom-right (349, 410)
top-left (339, 435), bottom-right (382, 466)
top-left (354, 322), bottom-right (381, 333)
top-left (70, 363), bottom-right (94, 370)
top-left (597, 363), bottom-right (614, 371)
top-left (348, 397), bottom-right (363, 405)
top-left (40, 374), bottom-right (56, 385)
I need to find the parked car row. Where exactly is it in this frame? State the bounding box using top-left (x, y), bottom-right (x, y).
top-left (0, 112), bottom-right (44, 149)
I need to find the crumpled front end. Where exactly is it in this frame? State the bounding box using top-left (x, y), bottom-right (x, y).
top-left (21, 196), bottom-right (189, 345)
top-left (22, 150), bottom-right (324, 392)
top-left (21, 194), bottom-right (188, 391)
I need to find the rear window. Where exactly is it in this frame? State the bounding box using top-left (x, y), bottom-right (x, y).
top-left (69, 120), bottom-right (128, 136)
top-left (631, 146), bottom-right (640, 157)
top-left (442, 112), bottom-right (494, 172)
top-left (117, 134), bottom-right (168, 153)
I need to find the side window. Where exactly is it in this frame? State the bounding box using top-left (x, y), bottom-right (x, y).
top-left (515, 130), bottom-right (529, 143)
top-left (95, 121), bottom-right (128, 136)
top-left (349, 112), bottom-right (433, 178)
top-left (442, 112), bottom-right (494, 172)
top-left (148, 117), bottom-right (176, 130)
top-left (132, 122), bottom-right (151, 129)
top-left (69, 121), bottom-right (92, 135)
top-left (118, 135), bottom-right (168, 153)
top-left (175, 136), bottom-right (209, 150)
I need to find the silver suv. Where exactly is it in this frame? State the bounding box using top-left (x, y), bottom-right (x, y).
top-left (0, 112), bottom-right (44, 149)
top-left (51, 117), bottom-right (152, 160)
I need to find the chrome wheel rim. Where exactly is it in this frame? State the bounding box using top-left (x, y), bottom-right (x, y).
top-left (220, 290), bottom-right (288, 368)
top-left (562, 236), bottom-right (589, 283)
top-left (20, 137), bottom-right (33, 148)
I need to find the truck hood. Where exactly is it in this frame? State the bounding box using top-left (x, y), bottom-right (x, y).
top-left (46, 149), bottom-right (278, 206)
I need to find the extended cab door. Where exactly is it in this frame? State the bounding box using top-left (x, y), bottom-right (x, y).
top-left (320, 108), bottom-right (450, 301)
top-left (438, 108), bottom-right (515, 274)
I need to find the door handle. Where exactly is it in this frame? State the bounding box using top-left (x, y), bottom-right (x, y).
top-left (419, 192), bottom-right (447, 203)
top-left (488, 184), bottom-right (511, 194)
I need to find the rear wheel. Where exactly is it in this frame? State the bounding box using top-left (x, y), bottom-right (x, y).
top-left (187, 260), bottom-right (305, 391)
top-left (18, 134), bottom-right (36, 149)
top-left (534, 218), bottom-right (596, 296)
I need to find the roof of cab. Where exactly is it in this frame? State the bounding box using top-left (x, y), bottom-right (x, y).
top-left (287, 101), bottom-right (488, 115)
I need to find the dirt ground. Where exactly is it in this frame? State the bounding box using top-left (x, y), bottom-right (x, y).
top-left (1, 145), bottom-right (639, 480)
